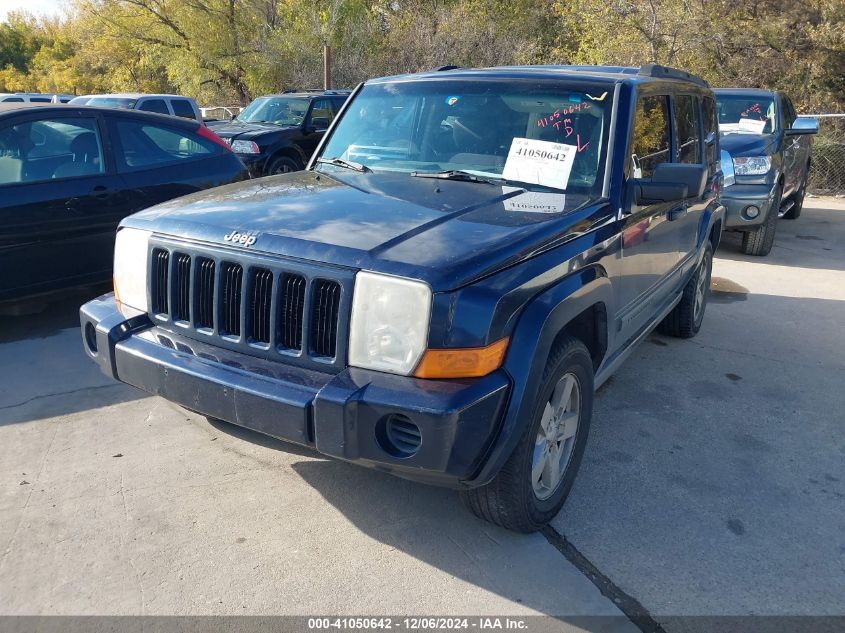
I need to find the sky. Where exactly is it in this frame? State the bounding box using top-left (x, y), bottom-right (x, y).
top-left (0, 0), bottom-right (67, 21)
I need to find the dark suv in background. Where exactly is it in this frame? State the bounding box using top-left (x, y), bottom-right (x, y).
top-left (81, 65), bottom-right (723, 532)
top-left (715, 88), bottom-right (818, 256)
top-left (210, 90), bottom-right (350, 176)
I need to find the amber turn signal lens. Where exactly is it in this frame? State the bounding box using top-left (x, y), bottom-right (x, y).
top-left (414, 338), bottom-right (509, 379)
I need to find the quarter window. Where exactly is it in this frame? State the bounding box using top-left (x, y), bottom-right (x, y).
top-left (631, 95), bottom-right (671, 178)
top-left (674, 95), bottom-right (701, 164)
top-left (114, 120), bottom-right (216, 171)
top-left (0, 117), bottom-right (104, 185)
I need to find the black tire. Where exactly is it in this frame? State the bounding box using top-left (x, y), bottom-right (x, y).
top-left (461, 336), bottom-right (594, 533)
top-left (742, 185), bottom-right (781, 256)
top-left (782, 178), bottom-right (806, 220)
top-left (658, 241), bottom-right (713, 339)
top-left (267, 155), bottom-right (301, 175)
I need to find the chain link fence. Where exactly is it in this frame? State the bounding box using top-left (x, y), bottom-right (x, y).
top-left (805, 114), bottom-right (845, 195)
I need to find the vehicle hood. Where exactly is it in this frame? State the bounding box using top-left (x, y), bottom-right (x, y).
top-left (211, 121), bottom-right (295, 140)
top-left (719, 133), bottom-right (778, 157)
top-left (122, 170), bottom-right (609, 291)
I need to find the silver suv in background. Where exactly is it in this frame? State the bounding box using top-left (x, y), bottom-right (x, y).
top-left (68, 93), bottom-right (203, 122)
top-left (0, 93), bottom-right (71, 104)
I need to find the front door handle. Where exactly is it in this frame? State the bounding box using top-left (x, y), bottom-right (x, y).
top-left (667, 205), bottom-right (687, 221)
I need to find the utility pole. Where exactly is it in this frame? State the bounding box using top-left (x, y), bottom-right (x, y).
top-left (324, 46), bottom-right (332, 90)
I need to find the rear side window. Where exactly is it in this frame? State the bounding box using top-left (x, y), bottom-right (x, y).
top-left (113, 119), bottom-right (218, 171)
top-left (631, 95), bottom-right (671, 178)
top-left (171, 99), bottom-right (196, 119)
top-left (702, 96), bottom-right (718, 165)
top-left (138, 99), bottom-right (170, 115)
top-left (674, 95), bottom-right (701, 164)
top-left (0, 117), bottom-right (104, 185)
top-left (29, 97), bottom-right (51, 103)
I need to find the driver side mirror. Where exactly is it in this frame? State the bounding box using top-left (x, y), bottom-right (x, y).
top-left (308, 117), bottom-right (330, 133)
top-left (785, 117), bottom-right (819, 135)
top-left (633, 163), bottom-right (707, 205)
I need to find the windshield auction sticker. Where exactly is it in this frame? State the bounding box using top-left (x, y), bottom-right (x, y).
top-left (737, 118), bottom-right (767, 134)
top-left (502, 138), bottom-right (576, 190)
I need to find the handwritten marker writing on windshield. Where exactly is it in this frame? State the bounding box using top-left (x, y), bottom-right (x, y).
top-left (586, 92), bottom-right (608, 101)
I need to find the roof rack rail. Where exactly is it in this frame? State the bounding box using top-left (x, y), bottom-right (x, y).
top-left (637, 64), bottom-right (709, 87)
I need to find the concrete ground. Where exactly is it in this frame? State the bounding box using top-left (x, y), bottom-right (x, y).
top-left (1, 199), bottom-right (843, 627)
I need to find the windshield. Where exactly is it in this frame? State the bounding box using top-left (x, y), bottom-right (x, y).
top-left (716, 95), bottom-right (776, 134)
top-left (237, 96), bottom-right (310, 125)
top-left (318, 79), bottom-right (614, 194)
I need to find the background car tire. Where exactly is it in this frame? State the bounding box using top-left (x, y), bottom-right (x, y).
top-left (782, 177), bottom-right (806, 220)
top-left (461, 336), bottom-right (593, 533)
top-left (658, 241), bottom-right (713, 339)
top-left (267, 155), bottom-right (301, 175)
top-left (742, 185), bottom-right (781, 256)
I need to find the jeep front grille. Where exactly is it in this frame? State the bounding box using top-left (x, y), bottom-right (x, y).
top-left (148, 242), bottom-right (351, 371)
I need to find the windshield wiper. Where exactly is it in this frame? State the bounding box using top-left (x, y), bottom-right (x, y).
top-left (410, 169), bottom-right (496, 184)
top-left (411, 169), bottom-right (566, 192)
top-left (316, 157), bottom-right (370, 173)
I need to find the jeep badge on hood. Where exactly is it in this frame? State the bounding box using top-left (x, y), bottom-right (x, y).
top-left (223, 231), bottom-right (257, 247)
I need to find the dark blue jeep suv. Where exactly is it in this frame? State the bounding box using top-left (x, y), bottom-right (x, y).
top-left (80, 65), bottom-right (724, 531)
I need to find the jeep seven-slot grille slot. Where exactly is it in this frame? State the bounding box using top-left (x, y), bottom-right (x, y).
top-left (220, 262), bottom-right (243, 337)
top-left (151, 249), bottom-right (169, 315)
top-left (278, 273), bottom-right (305, 350)
top-left (311, 279), bottom-right (340, 358)
top-left (149, 248), bottom-right (345, 365)
top-left (173, 254), bottom-right (191, 322)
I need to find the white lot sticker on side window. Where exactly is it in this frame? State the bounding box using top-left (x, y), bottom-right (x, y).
top-left (502, 186), bottom-right (566, 213)
top-left (502, 138), bottom-right (576, 190)
top-left (738, 118), bottom-right (767, 134)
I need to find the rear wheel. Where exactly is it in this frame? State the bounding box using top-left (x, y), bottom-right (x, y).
top-left (659, 241), bottom-right (713, 338)
top-left (461, 336), bottom-right (593, 533)
top-left (742, 185), bottom-right (781, 256)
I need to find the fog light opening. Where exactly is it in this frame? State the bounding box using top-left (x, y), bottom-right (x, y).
top-left (375, 414), bottom-right (422, 458)
top-left (744, 205), bottom-right (760, 220)
top-left (84, 322), bottom-right (98, 354)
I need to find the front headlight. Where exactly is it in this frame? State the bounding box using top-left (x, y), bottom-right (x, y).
top-left (230, 139), bottom-right (260, 154)
top-left (113, 228), bottom-right (151, 313)
top-left (348, 272), bottom-right (432, 375)
top-left (732, 156), bottom-right (771, 176)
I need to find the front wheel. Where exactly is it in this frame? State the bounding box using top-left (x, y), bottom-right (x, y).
top-left (462, 336), bottom-right (593, 533)
top-left (267, 155), bottom-right (301, 175)
top-left (742, 185), bottom-right (781, 256)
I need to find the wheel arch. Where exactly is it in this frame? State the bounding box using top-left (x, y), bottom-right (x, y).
top-left (266, 144), bottom-right (306, 172)
top-left (465, 267), bottom-right (614, 488)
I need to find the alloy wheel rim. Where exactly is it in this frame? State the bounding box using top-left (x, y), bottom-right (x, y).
top-left (531, 372), bottom-right (581, 500)
top-left (694, 252), bottom-right (709, 322)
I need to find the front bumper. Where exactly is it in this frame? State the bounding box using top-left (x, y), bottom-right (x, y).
top-left (235, 153), bottom-right (266, 177)
top-left (721, 183), bottom-right (779, 230)
top-left (80, 294), bottom-right (510, 488)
